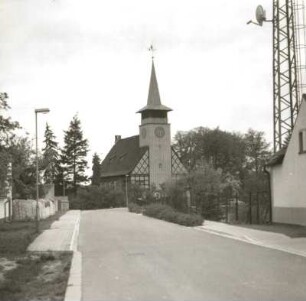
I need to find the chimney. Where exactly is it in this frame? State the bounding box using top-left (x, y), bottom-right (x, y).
top-left (115, 135), bottom-right (121, 144)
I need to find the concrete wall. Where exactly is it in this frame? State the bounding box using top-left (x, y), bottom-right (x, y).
top-left (0, 162), bottom-right (12, 220)
top-left (0, 198), bottom-right (9, 220)
top-left (9, 184), bottom-right (69, 221)
top-left (56, 196), bottom-right (69, 211)
top-left (12, 198), bottom-right (58, 221)
top-left (270, 98), bottom-right (306, 226)
top-left (0, 199), bottom-right (4, 219)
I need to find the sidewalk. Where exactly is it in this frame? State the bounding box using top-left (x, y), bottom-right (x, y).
top-left (27, 210), bottom-right (80, 251)
top-left (27, 210), bottom-right (82, 301)
top-left (197, 221), bottom-right (306, 257)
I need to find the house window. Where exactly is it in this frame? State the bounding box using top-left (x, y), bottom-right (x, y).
top-left (299, 129), bottom-right (306, 154)
top-left (131, 175), bottom-right (149, 189)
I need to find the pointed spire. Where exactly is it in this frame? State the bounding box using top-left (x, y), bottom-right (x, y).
top-left (137, 60), bottom-right (172, 113)
top-left (147, 61), bottom-right (161, 106)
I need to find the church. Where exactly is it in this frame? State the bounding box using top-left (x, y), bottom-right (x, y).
top-left (100, 60), bottom-right (187, 190)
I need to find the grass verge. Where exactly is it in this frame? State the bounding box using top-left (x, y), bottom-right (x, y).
top-left (0, 211), bottom-right (72, 301)
top-left (0, 211), bottom-right (66, 255)
top-left (0, 251), bottom-right (72, 301)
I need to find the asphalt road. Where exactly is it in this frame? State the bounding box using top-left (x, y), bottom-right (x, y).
top-left (79, 208), bottom-right (306, 301)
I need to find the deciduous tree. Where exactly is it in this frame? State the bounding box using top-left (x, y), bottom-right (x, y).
top-left (244, 129), bottom-right (271, 175)
top-left (0, 92), bottom-right (19, 187)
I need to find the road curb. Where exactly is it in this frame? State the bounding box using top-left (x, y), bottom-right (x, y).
top-left (65, 211), bottom-right (82, 301)
top-left (70, 211), bottom-right (81, 251)
top-left (195, 226), bottom-right (306, 258)
top-left (65, 251), bottom-right (82, 301)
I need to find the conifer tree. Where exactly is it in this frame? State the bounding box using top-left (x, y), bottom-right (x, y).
top-left (62, 115), bottom-right (89, 192)
top-left (42, 123), bottom-right (59, 184)
top-left (91, 153), bottom-right (101, 185)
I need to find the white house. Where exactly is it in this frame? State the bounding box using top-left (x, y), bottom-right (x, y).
top-left (267, 94), bottom-right (306, 226)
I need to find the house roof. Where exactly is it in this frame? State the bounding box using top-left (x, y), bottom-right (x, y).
top-left (100, 135), bottom-right (148, 178)
top-left (266, 94), bottom-right (306, 168)
top-left (266, 147), bottom-right (287, 167)
top-left (137, 61), bottom-right (172, 113)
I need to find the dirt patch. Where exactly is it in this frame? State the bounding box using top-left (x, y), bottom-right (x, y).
top-left (0, 251), bottom-right (72, 301)
top-left (0, 258), bottom-right (18, 281)
top-left (39, 260), bottom-right (63, 283)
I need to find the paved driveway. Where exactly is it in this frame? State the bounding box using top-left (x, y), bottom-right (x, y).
top-left (79, 208), bottom-right (306, 301)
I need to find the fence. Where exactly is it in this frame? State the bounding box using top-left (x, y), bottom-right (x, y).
top-left (191, 190), bottom-right (271, 225)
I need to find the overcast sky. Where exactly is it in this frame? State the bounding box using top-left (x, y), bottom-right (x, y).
top-left (0, 0), bottom-right (275, 166)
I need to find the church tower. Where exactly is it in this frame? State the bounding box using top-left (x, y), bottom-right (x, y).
top-left (137, 61), bottom-right (172, 188)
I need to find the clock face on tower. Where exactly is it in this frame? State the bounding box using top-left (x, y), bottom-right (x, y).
top-left (154, 126), bottom-right (165, 138)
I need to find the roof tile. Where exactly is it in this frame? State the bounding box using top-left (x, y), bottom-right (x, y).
top-left (100, 135), bottom-right (148, 177)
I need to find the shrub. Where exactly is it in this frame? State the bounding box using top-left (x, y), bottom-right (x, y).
top-left (69, 185), bottom-right (125, 210)
top-left (128, 184), bottom-right (146, 205)
top-left (128, 202), bottom-right (143, 213)
top-left (162, 180), bottom-right (189, 213)
top-left (143, 203), bottom-right (204, 227)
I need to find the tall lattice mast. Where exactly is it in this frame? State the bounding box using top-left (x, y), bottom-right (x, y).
top-left (273, 0), bottom-right (302, 152)
top-left (248, 1), bottom-right (306, 153)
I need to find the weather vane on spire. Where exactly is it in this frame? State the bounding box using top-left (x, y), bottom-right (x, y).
top-left (148, 44), bottom-right (156, 61)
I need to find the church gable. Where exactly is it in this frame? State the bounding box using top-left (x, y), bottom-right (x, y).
top-left (171, 148), bottom-right (188, 175)
top-left (131, 150), bottom-right (150, 188)
top-left (132, 150), bottom-right (149, 175)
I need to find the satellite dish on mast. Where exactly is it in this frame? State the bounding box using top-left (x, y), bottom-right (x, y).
top-left (255, 5), bottom-right (266, 26)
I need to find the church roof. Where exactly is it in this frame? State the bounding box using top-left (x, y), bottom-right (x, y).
top-left (137, 61), bottom-right (172, 113)
top-left (100, 135), bottom-right (148, 178)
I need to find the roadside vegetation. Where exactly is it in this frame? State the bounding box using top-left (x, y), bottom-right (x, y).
top-left (69, 185), bottom-right (125, 209)
top-left (142, 203), bottom-right (204, 227)
top-left (0, 212), bottom-right (72, 301)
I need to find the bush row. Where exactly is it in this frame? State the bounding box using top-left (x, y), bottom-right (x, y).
top-left (128, 202), bottom-right (143, 214)
top-left (69, 186), bottom-right (125, 210)
top-left (141, 203), bottom-right (204, 227)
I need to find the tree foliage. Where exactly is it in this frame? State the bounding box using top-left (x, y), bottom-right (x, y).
top-left (42, 123), bottom-right (60, 184)
top-left (173, 127), bottom-right (271, 196)
top-left (244, 129), bottom-right (271, 174)
top-left (0, 93), bottom-right (20, 189)
top-left (0, 93), bottom-right (19, 148)
top-left (61, 115), bottom-right (89, 192)
top-left (91, 153), bottom-right (101, 185)
top-left (9, 136), bottom-right (37, 199)
top-left (173, 127), bottom-right (246, 177)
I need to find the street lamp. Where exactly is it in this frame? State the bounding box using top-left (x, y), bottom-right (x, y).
top-left (35, 108), bottom-right (50, 233)
top-left (125, 174), bottom-right (129, 209)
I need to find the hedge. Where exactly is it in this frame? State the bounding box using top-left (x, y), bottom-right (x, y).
top-left (143, 203), bottom-right (204, 227)
top-left (128, 202), bottom-right (143, 214)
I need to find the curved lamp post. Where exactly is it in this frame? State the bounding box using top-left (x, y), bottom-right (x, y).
top-left (35, 108), bottom-right (50, 233)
